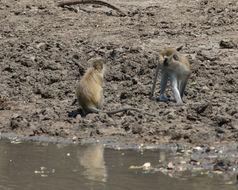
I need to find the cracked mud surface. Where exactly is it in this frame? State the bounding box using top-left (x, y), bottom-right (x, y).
top-left (0, 0), bottom-right (238, 145)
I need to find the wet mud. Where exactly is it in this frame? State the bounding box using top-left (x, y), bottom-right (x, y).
top-left (0, 0), bottom-right (238, 147)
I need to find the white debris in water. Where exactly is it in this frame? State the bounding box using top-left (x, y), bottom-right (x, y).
top-left (40, 167), bottom-right (47, 171)
top-left (67, 153), bottom-right (70, 156)
top-left (139, 144), bottom-right (144, 149)
top-left (40, 174), bottom-right (48, 177)
top-left (143, 162), bottom-right (151, 170)
top-left (10, 137), bottom-right (22, 144)
top-left (167, 162), bottom-right (174, 169)
top-left (34, 167), bottom-right (56, 175)
top-left (72, 136), bottom-right (77, 143)
top-left (193, 146), bottom-right (202, 151)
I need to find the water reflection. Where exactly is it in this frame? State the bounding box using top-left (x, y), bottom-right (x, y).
top-left (55, 143), bottom-right (107, 183)
top-left (77, 145), bottom-right (107, 182)
top-left (0, 139), bottom-right (237, 190)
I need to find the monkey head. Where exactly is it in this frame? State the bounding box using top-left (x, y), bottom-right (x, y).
top-left (91, 58), bottom-right (104, 72)
top-left (159, 48), bottom-right (181, 71)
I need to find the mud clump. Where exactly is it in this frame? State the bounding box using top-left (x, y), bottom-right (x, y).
top-left (219, 40), bottom-right (237, 49)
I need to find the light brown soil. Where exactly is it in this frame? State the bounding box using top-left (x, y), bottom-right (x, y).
top-left (0, 0), bottom-right (238, 145)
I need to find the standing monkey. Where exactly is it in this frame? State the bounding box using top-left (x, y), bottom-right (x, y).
top-left (76, 59), bottom-right (155, 116)
top-left (150, 48), bottom-right (191, 105)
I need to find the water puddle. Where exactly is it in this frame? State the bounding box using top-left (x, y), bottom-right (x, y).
top-left (0, 137), bottom-right (237, 190)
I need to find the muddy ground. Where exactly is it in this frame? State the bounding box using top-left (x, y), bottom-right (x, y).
top-left (0, 0), bottom-right (238, 146)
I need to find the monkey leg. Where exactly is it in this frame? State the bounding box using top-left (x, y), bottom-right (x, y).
top-left (170, 73), bottom-right (183, 105)
top-left (179, 76), bottom-right (189, 99)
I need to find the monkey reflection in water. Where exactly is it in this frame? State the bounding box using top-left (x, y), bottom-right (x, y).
top-left (77, 145), bottom-right (107, 182)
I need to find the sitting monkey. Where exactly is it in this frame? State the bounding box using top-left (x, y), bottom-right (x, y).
top-left (76, 58), bottom-right (155, 116)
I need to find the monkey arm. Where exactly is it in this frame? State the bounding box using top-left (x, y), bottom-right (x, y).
top-left (157, 71), bottom-right (169, 102)
top-left (149, 62), bottom-right (161, 100)
top-left (82, 87), bottom-right (98, 107)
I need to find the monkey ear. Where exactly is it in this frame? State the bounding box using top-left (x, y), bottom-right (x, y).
top-left (159, 54), bottom-right (164, 61)
top-left (92, 62), bottom-right (98, 69)
top-left (98, 61), bottom-right (103, 70)
top-left (173, 54), bottom-right (179, 61)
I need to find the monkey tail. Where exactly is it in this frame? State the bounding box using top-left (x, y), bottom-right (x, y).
top-left (89, 107), bottom-right (155, 117)
top-left (105, 108), bottom-right (156, 117)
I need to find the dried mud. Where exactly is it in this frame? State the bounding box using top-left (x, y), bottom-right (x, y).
top-left (0, 0), bottom-right (238, 146)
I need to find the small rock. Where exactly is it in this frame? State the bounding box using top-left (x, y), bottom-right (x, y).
top-left (10, 115), bottom-right (28, 130)
top-left (120, 92), bottom-right (129, 100)
top-left (213, 160), bottom-right (232, 171)
top-left (132, 125), bottom-right (142, 134)
top-left (35, 87), bottom-right (55, 99)
top-left (36, 42), bottom-right (46, 49)
top-left (219, 40), bottom-right (237, 49)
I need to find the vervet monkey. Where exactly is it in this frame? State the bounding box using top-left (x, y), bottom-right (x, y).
top-left (58, 0), bottom-right (126, 16)
top-left (150, 47), bottom-right (191, 105)
top-left (76, 59), bottom-right (155, 116)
